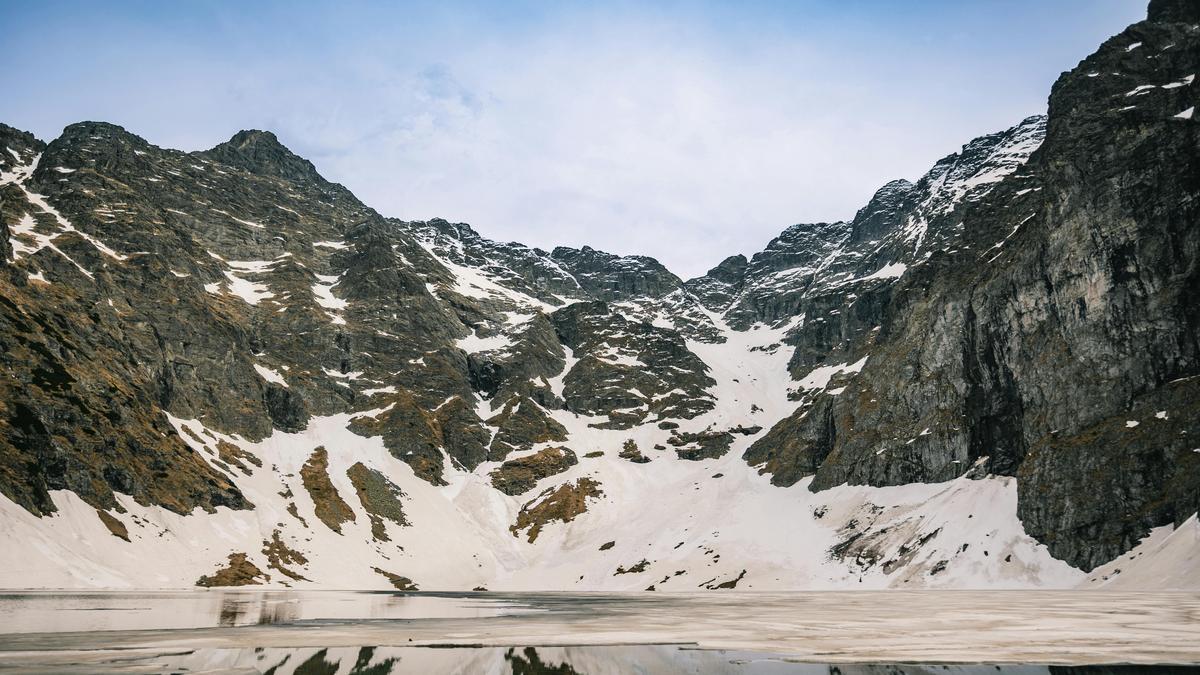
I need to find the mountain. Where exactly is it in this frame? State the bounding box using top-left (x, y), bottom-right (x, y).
top-left (0, 1), bottom-right (1196, 590)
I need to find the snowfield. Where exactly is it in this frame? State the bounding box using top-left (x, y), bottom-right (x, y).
top-left (0, 414), bottom-right (1089, 591)
top-left (0, 243), bottom-right (1196, 592)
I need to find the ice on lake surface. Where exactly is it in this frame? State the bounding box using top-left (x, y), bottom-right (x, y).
top-left (6, 645), bottom-right (1199, 675)
top-left (0, 590), bottom-right (1198, 673)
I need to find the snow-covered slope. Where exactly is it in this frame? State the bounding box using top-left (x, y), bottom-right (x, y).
top-left (1, 5), bottom-right (1198, 590)
top-left (0, 367), bottom-right (1085, 591)
top-left (0, 225), bottom-right (1181, 591)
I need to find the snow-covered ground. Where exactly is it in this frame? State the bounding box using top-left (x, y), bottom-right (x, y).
top-left (0, 400), bottom-right (1105, 591)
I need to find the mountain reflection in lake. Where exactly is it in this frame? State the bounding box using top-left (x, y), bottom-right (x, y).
top-left (1, 590), bottom-right (1198, 673)
top-left (2, 645), bottom-right (1195, 675)
top-left (0, 589), bottom-right (523, 633)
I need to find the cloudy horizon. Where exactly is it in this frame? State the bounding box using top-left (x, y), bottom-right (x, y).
top-left (4, 0), bottom-right (1145, 278)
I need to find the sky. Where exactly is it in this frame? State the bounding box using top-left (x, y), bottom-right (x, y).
top-left (3, 1), bottom-right (1145, 278)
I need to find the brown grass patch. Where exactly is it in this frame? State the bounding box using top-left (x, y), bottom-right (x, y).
top-left (262, 530), bottom-right (308, 581)
top-left (300, 447), bottom-right (355, 534)
top-left (196, 553), bottom-right (268, 587)
top-left (95, 509), bottom-right (129, 542)
top-left (347, 462), bottom-right (408, 541)
top-left (510, 477), bottom-right (602, 543)
top-left (373, 567), bottom-right (419, 590)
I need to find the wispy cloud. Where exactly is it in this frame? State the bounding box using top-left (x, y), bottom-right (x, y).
top-left (2, 0), bottom-right (1144, 277)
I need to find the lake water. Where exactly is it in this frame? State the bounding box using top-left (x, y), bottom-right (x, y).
top-left (0, 590), bottom-right (1197, 673)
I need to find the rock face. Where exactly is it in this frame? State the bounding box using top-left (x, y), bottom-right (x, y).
top-left (195, 553), bottom-right (268, 587)
top-left (510, 477), bottom-right (604, 543)
top-left (551, 301), bottom-right (715, 428)
top-left (0, 3), bottom-right (1196, 587)
top-left (202, 130), bottom-right (326, 184)
top-left (490, 446), bottom-right (578, 495)
top-left (301, 447), bottom-right (356, 534)
top-left (742, 9), bottom-right (1200, 570)
top-left (548, 245), bottom-right (681, 301)
top-left (347, 462), bottom-right (408, 541)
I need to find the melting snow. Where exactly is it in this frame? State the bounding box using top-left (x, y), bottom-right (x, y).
top-left (322, 368), bottom-right (363, 380)
top-left (232, 217), bottom-right (263, 229)
top-left (1162, 74), bottom-right (1195, 89)
top-left (222, 270), bottom-right (274, 305)
top-left (795, 356), bottom-right (869, 392)
top-left (1086, 514), bottom-right (1200, 589)
top-left (545, 346), bottom-right (579, 401)
top-left (310, 272), bottom-right (348, 326)
top-left (457, 330), bottom-right (513, 354)
top-left (414, 239), bottom-right (557, 313)
top-left (0, 153), bottom-right (128, 276)
top-left (858, 262), bottom-right (907, 282)
top-left (253, 364), bottom-right (288, 387)
top-left (311, 273), bottom-right (347, 309)
top-left (227, 259), bottom-right (279, 274)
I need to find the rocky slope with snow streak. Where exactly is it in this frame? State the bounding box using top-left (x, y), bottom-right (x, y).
top-left (0, 0), bottom-right (1196, 590)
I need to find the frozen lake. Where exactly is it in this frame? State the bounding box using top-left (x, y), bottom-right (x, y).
top-left (0, 590), bottom-right (1197, 673)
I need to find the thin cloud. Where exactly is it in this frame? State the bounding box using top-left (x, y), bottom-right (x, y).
top-left (2, 0), bottom-right (1144, 277)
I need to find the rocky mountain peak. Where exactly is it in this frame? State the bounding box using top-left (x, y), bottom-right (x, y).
top-left (749, 221), bottom-right (850, 274)
top-left (201, 129), bottom-right (325, 184)
top-left (549, 245), bottom-right (683, 301)
top-left (1148, 0), bottom-right (1200, 23)
top-left (683, 253), bottom-right (749, 311)
top-left (34, 121), bottom-right (161, 183)
top-left (872, 178), bottom-right (915, 198)
top-left (848, 179), bottom-right (917, 244)
top-left (50, 121), bottom-right (154, 156)
top-left (0, 122), bottom-right (41, 152)
top-left (59, 120), bottom-right (141, 140)
top-left (0, 123), bottom-right (43, 174)
top-left (705, 253), bottom-right (749, 283)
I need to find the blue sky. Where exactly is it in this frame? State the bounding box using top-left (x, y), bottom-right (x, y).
top-left (3, 1), bottom-right (1145, 277)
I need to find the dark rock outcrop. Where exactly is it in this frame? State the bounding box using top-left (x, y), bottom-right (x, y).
top-left (196, 553), bottom-right (268, 587)
top-left (551, 301), bottom-right (715, 428)
top-left (201, 130), bottom-right (327, 185)
top-left (490, 446), bottom-right (578, 495)
top-left (510, 477), bottom-right (603, 543)
top-left (745, 7), bottom-right (1200, 570)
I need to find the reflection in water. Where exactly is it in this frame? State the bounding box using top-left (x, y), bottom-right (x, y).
top-left (505, 646), bottom-right (580, 675)
top-left (285, 647), bottom-right (398, 675)
top-left (1, 591), bottom-right (1197, 672)
top-left (217, 594), bottom-right (303, 627)
top-left (0, 589), bottom-right (522, 634)
top-left (3, 645), bottom-right (1193, 675)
